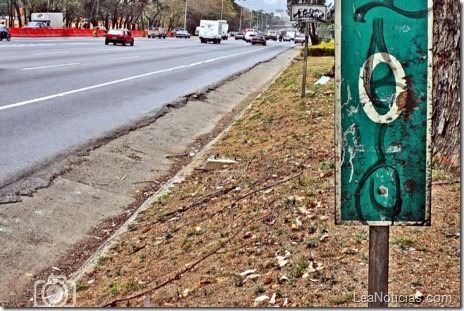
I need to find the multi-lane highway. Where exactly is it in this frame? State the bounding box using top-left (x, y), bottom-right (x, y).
top-left (0, 36), bottom-right (295, 190)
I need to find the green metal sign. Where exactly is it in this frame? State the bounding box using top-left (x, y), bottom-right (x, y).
top-left (335, 0), bottom-right (433, 225)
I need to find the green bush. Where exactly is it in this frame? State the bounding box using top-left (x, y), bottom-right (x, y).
top-left (300, 40), bottom-right (335, 57)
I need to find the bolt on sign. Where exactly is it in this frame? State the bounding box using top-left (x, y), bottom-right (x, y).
top-left (335, 0), bottom-right (433, 225)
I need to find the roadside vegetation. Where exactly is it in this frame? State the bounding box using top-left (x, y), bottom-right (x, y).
top-left (73, 52), bottom-right (460, 307)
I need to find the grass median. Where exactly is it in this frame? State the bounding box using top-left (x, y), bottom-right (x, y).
top-left (74, 54), bottom-right (460, 307)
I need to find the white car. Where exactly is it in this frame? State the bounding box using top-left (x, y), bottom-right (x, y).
top-left (294, 34), bottom-right (305, 44)
top-left (244, 31), bottom-right (257, 43)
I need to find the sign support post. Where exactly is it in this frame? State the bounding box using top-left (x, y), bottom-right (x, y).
top-left (301, 22), bottom-right (309, 98)
top-left (368, 226), bottom-right (389, 307)
top-left (290, 4), bottom-right (327, 98)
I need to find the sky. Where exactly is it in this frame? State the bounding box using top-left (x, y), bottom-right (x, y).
top-left (234, 0), bottom-right (334, 14)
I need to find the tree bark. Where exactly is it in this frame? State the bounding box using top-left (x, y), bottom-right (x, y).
top-left (432, 0), bottom-right (460, 171)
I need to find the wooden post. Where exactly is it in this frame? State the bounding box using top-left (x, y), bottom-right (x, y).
top-left (301, 22), bottom-right (309, 98)
top-left (368, 226), bottom-right (389, 307)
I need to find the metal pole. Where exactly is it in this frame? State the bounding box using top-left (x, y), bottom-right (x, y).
top-left (368, 226), bottom-right (389, 308)
top-left (221, 0), bottom-right (224, 20)
top-left (301, 22), bottom-right (309, 98)
top-left (239, 6), bottom-right (242, 31)
top-left (183, 0), bottom-right (188, 30)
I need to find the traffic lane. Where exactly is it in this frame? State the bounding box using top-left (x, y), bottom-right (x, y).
top-left (0, 43), bottom-right (294, 185)
top-left (0, 39), bottom-right (289, 108)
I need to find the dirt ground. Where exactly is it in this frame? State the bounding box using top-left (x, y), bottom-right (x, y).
top-left (71, 56), bottom-right (460, 307)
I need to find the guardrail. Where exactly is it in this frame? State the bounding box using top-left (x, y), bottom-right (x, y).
top-left (8, 28), bottom-right (146, 37)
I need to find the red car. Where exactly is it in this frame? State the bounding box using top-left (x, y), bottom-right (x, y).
top-left (105, 29), bottom-right (134, 46)
top-left (251, 33), bottom-right (266, 46)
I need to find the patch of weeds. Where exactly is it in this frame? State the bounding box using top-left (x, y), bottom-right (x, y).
top-left (354, 228), bottom-right (368, 244)
top-left (253, 283), bottom-right (265, 295)
top-left (76, 283), bottom-right (91, 292)
top-left (392, 236), bottom-right (415, 250)
top-left (248, 112), bottom-right (264, 121)
top-left (411, 279), bottom-right (422, 287)
top-left (97, 256), bottom-right (112, 266)
top-left (153, 193), bottom-right (170, 206)
top-left (304, 238), bottom-right (319, 249)
top-left (330, 293), bottom-right (352, 305)
top-left (357, 252), bottom-right (368, 260)
top-left (139, 253), bottom-right (147, 261)
top-left (108, 282), bottom-right (123, 296)
top-left (124, 279), bottom-right (140, 293)
top-left (317, 160), bottom-right (334, 171)
top-left (291, 255), bottom-right (310, 278)
top-left (306, 225), bottom-right (317, 234)
top-left (233, 276), bottom-right (244, 287)
top-left (181, 238), bottom-right (193, 252)
top-left (283, 76), bottom-right (297, 88)
top-left (447, 246), bottom-right (460, 257)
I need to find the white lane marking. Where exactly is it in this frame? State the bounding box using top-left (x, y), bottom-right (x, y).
top-left (34, 51), bottom-right (70, 55)
top-left (20, 63), bottom-right (80, 71)
top-left (1, 47), bottom-right (265, 112)
top-left (110, 56), bottom-right (139, 61)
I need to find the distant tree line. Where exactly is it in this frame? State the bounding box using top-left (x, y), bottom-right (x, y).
top-left (0, 0), bottom-right (287, 33)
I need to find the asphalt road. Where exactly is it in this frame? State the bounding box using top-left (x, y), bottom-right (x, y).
top-left (0, 36), bottom-right (295, 190)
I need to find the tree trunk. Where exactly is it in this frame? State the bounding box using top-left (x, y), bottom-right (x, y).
top-left (432, 0), bottom-right (460, 171)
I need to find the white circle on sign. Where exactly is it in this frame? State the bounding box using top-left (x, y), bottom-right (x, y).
top-left (359, 52), bottom-right (407, 124)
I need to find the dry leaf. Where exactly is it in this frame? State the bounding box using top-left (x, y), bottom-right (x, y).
top-left (319, 234), bottom-right (330, 242)
top-left (269, 292), bottom-right (277, 305)
top-left (255, 295), bottom-right (269, 302)
top-left (243, 232), bottom-right (253, 239)
top-left (199, 279), bottom-right (212, 286)
top-left (263, 270), bottom-right (276, 285)
top-left (239, 269), bottom-right (256, 276)
top-left (283, 298), bottom-right (289, 307)
top-left (181, 288), bottom-right (191, 297)
top-left (276, 256), bottom-right (288, 267)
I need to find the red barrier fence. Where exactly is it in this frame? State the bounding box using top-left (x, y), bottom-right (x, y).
top-left (8, 28), bottom-right (146, 37)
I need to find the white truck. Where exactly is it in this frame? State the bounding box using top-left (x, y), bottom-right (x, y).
top-left (199, 19), bottom-right (228, 44)
top-left (30, 12), bottom-right (63, 28)
top-left (218, 20), bottom-right (228, 40)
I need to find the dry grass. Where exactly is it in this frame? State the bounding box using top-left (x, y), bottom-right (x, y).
top-left (74, 55), bottom-right (460, 307)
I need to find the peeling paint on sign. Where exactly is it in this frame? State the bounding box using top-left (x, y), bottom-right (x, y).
top-left (335, 0), bottom-right (433, 225)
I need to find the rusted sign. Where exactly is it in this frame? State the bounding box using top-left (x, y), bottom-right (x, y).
top-left (335, 0), bottom-right (433, 225)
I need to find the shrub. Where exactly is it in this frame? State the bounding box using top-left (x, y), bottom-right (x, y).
top-left (300, 40), bottom-right (335, 57)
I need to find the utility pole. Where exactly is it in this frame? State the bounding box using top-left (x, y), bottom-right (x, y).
top-left (183, 0), bottom-right (188, 30)
top-left (221, 0), bottom-right (224, 20)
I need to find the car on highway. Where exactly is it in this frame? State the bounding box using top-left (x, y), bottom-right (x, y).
top-left (244, 31), bottom-right (257, 43)
top-left (282, 34), bottom-right (292, 42)
top-left (266, 30), bottom-right (278, 41)
top-left (147, 26), bottom-right (167, 39)
top-left (22, 21), bottom-right (49, 28)
top-left (294, 34), bottom-right (305, 44)
top-left (251, 33), bottom-right (266, 46)
top-left (105, 29), bottom-right (134, 46)
top-left (175, 30), bottom-right (191, 38)
top-left (235, 32), bottom-right (244, 40)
